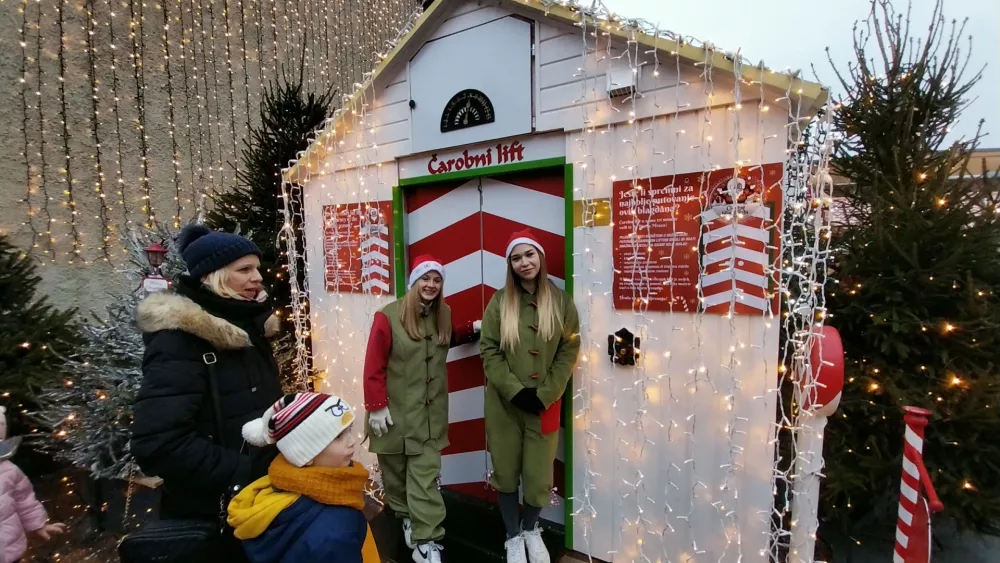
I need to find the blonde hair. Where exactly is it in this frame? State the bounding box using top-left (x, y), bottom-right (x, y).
top-left (201, 268), bottom-right (249, 301)
top-left (400, 284), bottom-right (449, 346)
top-left (499, 254), bottom-right (562, 352)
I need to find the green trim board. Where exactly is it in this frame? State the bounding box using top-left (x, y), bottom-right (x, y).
top-left (562, 162), bottom-right (575, 549)
top-left (398, 157), bottom-right (567, 187)
top-left (392, 185), bottom-right (407, 299)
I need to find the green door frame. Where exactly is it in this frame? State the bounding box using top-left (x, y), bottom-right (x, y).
top-left (391, 157), bottom-right (576, 548)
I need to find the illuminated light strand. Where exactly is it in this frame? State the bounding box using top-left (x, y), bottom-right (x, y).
top-left (56, 0), bottom-right (85, 261)
top-left (105, 0), bottom-right (133, 232)
top-left (251, 0), bottom-right (265, 97)
top-left (187, 0), bottom-right (212, 219)
top-left (128, 0), bottom-right (155, 227)
top-left (300, 0), bottom-right (314, 92)
top-left (205, 0), bottom-right (227, 194)
top-left (280, 0), bottom-right (292, 79)
top-left (176, 0), bottom-right (200, 216)
top-left (236, 0), bottom-right (252, 140)
top-left (221, 0), bottom-right (240, 188)
top-left (268, 0), bottom-right (279, 83)
top-left (34, 0), bottom-right (55, 259)
top-left (321, 0), bottom-right (332, 88)
top-left (160, 0), bottom-right (184, 227)
top-left (85, 0), bottom-right (115, 260)
top-left (568, 9), bottom-right (600, 559)
top-left (18, 0), bottom-right (40, 251)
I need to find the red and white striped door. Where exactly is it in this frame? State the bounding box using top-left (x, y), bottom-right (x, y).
top-left (404, 169), bottom-right (567, 519)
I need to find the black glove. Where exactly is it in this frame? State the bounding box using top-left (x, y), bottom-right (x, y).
top-left (510, 388), bottom-right (545, 415)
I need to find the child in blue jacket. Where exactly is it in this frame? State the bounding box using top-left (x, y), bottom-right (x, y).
top-left (228, 392), bottom-right (380, 563)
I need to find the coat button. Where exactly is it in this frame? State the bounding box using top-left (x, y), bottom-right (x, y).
top-left (529, 350), bottom-right (539, 355)
top-left (530, 325), bottom-right (538, 332)
top-left (251, 387), bottom-right (257, 393)
top-left (529, 302), bottom-right (538, 308)
top-left (530, 374), bottom-right (540, 380)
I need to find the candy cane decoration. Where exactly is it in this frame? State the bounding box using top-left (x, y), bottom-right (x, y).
top-left (894, 407), bottom-right (944, 563)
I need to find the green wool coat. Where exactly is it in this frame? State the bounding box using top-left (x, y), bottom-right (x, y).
top-left (367, 300), bottom-right (451, 455)
top-left (480, 281), bottom-right (581, 416)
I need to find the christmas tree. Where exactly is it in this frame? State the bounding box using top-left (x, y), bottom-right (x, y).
top-left (204, 69), bottom-right (333, 382)
top-left (821, 0), bottom-right (1000, 536)
top-left (0, 234), bottom-right (82, 442)
top-left (33, 225), bottom-right (186, 478)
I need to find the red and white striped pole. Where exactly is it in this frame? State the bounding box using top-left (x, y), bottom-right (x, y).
top-left (894, 406), bottom-right (944, 563)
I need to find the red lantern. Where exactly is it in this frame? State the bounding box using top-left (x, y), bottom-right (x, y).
top-left (144, 242), bottom-right (168, 271)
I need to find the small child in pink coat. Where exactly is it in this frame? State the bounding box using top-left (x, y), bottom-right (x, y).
top-left (0, 407), bottom-right (64, 563)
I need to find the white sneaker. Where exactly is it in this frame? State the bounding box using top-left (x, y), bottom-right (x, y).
top-left (522, 525), bottom-right (550, 563)
top-left (412, 541), bottom-right (443, 563)
top-left (505, 534), bottom-right (528, 563)
top-left (403, 517), bottom-right (416, 549)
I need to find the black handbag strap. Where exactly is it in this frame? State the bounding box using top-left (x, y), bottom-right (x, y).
top-left (201, 352), bottom-right (228, 448)
top-left (202, 350), bottom-right (243, 533)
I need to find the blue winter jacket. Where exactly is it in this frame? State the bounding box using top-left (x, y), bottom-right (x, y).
top-left (241, 496), bottom-right (367, 563)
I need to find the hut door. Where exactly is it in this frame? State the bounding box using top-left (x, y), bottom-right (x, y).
top-left (403, 169), bottom-right (567, 511)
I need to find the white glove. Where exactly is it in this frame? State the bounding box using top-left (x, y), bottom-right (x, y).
top-left (369, 407), bottom-right (393, 437)
top-left (473, 320), bottom-right (482, 333)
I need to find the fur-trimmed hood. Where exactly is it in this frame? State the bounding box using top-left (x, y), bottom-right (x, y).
top-left (137, 292), bottom-right (280, 350)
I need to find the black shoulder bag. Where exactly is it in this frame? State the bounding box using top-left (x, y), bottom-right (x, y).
top-left (118, 351), bottom-right (243, 563)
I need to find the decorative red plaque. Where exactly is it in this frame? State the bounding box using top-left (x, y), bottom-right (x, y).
top-left (322, 201), bottom-right (394, 295)
top-left (612, 163), bottom-right (783, 315)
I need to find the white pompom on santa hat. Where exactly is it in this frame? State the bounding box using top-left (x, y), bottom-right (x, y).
top-left (408, 254), bottom-right (445, 289)
top-left (505, 228), bottom-right (545, 259)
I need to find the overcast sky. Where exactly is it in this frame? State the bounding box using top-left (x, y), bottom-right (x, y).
top-left (601, 0), bottom-right (999, 147)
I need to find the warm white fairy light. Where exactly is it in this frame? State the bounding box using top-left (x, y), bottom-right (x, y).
top-left (105, 0), bottom-right (133, 236)
top-left (220, 0), bottom-right (240, 189)
top-left (175, 0), bottom-right (199, 214)
top-left (160, 0), bottom-right (184, 228)
top-left (85, 0), bottom-right (115, 260)
top-left (204, 0), bottom-right (226, 194)
top-left (127, 0), bottom-right (155, 229)
top-left (54, 0), bottom-right (85, 263)
top-left (19, 0), bottom-right (41, 253)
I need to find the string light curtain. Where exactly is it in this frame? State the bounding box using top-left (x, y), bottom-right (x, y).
top-left (7, 0), bottom-right (421, 266)
top-left (279, 0), bottom-right (836, 561)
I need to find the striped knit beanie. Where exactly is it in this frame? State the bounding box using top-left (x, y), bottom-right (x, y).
top-left (242, 392), bottom-right (356, 467)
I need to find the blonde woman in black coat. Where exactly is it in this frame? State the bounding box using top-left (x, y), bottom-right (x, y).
top-left (131, 225), bottom-right (284, 561)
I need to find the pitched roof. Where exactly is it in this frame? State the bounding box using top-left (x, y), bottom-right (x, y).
top-left (284, 0), bottom-right (829, 182)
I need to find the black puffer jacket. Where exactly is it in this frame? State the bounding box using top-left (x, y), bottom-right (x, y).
top-left (131, 276), bottom-right (284, 519)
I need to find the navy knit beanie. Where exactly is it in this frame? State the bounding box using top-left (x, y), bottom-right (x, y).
top-left (176, 224), bottom-right (262, 280)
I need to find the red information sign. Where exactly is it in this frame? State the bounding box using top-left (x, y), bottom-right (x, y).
top-left (612, 164), bottom-right (783, 314)
top-left (323, 201), bottom-right (394, 295)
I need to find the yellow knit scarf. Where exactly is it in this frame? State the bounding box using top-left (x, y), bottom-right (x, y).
top-left (268, 454), bottom-right (369, 510)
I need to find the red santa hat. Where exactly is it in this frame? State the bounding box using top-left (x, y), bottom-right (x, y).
top-left (505, 229), bottom-right (545, 259)
top-left (408, 254), bottom-right (445, 289)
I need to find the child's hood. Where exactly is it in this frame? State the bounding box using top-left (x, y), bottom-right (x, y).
top-left (227, 476), bottom-right (298, 540)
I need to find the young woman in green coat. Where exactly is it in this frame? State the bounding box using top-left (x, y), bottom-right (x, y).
top-left (363, 255), bottom-right (479, 563)
top-left (480, 229), bottom-right (581, 563)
